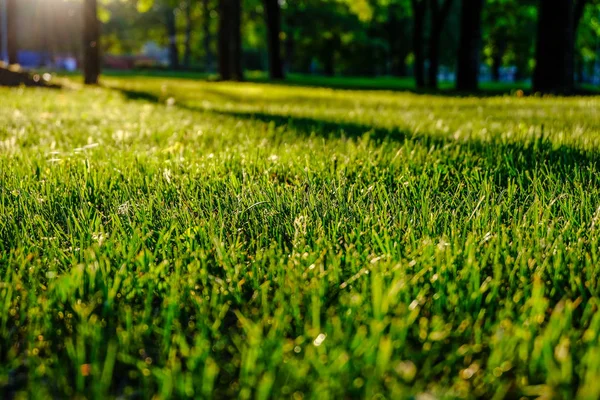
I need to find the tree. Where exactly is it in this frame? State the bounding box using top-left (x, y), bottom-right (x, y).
top-left (456, 0), bottom-right (484, 91)
top-left (218, 0), bottom-right (243, 80)
top-left (411, 0), bottom-right (427, 88)
top-left (231, 0), bottom-right (242, 79)
top-left (264, 0), bottom-right (284, 79)
top-left (83, 0), bottom-right (101, 85)
top-left (533, 0), bottom-right (588, 93)
top-left (165, 6), bottom-right (179, 69)
top-left (427, 0), bottom-right (454, 89)
top-left (7, 0), bottom-right (17, 65)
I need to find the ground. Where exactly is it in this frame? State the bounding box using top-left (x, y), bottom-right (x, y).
top-left (1, 74), bottom-right (600, 398)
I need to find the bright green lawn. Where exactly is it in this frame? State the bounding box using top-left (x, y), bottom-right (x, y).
top-left (2, 76), bottom-right (600, 399)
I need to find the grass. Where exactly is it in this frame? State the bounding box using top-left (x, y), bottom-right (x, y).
top-left (60, 69), bottom-right (531, 94)
top-left (2, 74), bottom-right (600, 399)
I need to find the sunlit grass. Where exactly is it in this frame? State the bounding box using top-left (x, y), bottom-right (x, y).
top-left (2, 76), bottom-right (600, 398)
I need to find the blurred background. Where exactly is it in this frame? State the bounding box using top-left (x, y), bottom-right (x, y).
top-left (0, 0), bottom-right (599, 92)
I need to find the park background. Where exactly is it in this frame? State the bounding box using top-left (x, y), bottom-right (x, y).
top-left (1, 0), bottom-right (599, 92)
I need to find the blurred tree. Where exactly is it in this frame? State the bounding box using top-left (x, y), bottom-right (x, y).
top-left (427, 0), bottom-right (454, 89)
top-left (218, 0), bottom-right (243, 80)
top-left (264, 0), bottom-right (284, 79)
top-left (411, 0), bottom-right (427, 87)
top-left (456, 0), bottom-right (484, 90)
top-left (83, 0), bottom-right (101, 84)
top-left (534, 0), bottom-right (589, 93)
top-left (7, 0), bottom-right (17, 65)
top-left (165, 5), bottom-right (179, 69)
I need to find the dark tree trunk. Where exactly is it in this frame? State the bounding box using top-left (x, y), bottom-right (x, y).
top-left (83, 0), bottom-right (100, 85)
top-left (166, 8), bottom-right (179, 70)
top-left (6, 0), bottom-right (17, 65)
top-left (427, 0), bottom-right (453, 90)
top-left (218, 0), bottom-right (243, 81)
top-left (203, 0), bottom-right (213, 71)
top-left (183, 0), bottom-right (193, 69)
top-left (533, 0), bottom-right (574, 93)
top-left (231, 0), bottom-right (243, 80)
top-left (264, 0), bottom-right (284, 79)
top-left (456, 0), bottom-right (484, 91)
top-left (218, 0), bottom-right (232, 80)
top-left (411, 0), bottom-right (426, 88)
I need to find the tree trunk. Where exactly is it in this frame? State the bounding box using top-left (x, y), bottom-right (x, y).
top-left (183, 0), bottom-right (193, 69)
top-left (166, 8), bottom-right (179, 70)
top-left (218, 0), bottom-right (231, 80)
top-left (411, 0), bottom-right (426, 88)
top-left (533, 0), bottom-right (574, 93)
top-left (218, 0), bottom-right (243, 81)
top-left (6, 0), bottom-right (17, 65)
top-left (427, 0), bottom-right (453, 90)
top-left (203, 0), bottom-right (213, 71)
top-left (264, 0), bottom-right (284, 79)
top-left (231, 0), bottom-right (243, 80)
top-left (456, 0), bottom-right (484, 91)
top-left (83, 0), bottom-right (100, 85)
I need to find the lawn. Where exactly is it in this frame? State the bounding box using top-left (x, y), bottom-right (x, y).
top-left (2, 75), bottom-right (600, 399)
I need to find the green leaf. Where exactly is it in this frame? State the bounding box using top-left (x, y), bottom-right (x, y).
top-left (98, 5), bottom-right (111, 23)
top-left (136, 0), bottom-right (154, 13)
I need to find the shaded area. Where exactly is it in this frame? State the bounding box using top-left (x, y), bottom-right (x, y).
top-left (217, 109), bottom-right (600, 182)
top-left (117, 88), bottom-right (161, 103)
top-left (0, 67), bottom-right (61, 88)
top-left (115, 85), bottom-right (600, 184)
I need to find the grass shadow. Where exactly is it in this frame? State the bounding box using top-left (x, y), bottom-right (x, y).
top-left (216, 109), bottom-right (600, 176)
top-left (113, 86), bottom-right (600, 184)
top-left (116, 88), bottom-right (161, 103)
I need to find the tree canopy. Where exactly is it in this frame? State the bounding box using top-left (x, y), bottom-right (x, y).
top-left (2, 0), bottom-right (600, 92)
